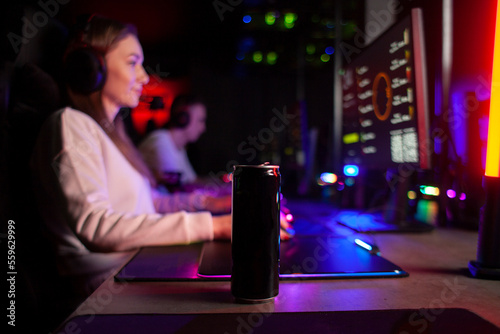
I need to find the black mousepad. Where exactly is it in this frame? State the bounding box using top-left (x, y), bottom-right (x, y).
top-left (115, 236), bottom-right (408, 281)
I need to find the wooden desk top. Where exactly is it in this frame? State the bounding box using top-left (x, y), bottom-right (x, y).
top-left (63, 226), bottom-right (500, 330)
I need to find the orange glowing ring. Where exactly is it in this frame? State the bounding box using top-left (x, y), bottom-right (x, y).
top-left (372, 72), bottom-right (393, 121)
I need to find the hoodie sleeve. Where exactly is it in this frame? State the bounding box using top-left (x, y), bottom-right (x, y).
top-left (33, 108), bottom-right (214, 253)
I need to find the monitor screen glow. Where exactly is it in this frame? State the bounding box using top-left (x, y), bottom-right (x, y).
top-left (341, 8), bottom-right (431, 171)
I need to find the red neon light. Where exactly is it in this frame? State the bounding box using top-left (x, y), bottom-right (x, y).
top-left (486, 0), bottom-right (500, 177)
top-left (131, 75), bottom-right (190, 135)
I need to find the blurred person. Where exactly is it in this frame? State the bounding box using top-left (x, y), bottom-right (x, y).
top-left (138, 94), bottom-right (210, 188)
top-left (30, 14), bottom-right (231, 299)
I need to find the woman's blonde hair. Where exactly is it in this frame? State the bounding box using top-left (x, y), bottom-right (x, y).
top-left (64, 15), bottom-right (156, 186)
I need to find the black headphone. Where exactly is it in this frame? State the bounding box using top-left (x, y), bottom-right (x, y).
top-left (63, 14), bottom-right (107, 94)
top-left (169, 107), bottom-right (190, 129)
top-left (167, 94), bottom-right (205, 129)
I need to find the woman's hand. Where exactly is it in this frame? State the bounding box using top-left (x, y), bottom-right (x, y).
top-left (212, 206), bottom-right (295, 241)
top-left (205, 195), bottom-right (231, 214)
top-left (280, 210), bottom-right (295, 241)
top-left (212, 214), bottom-right (232, 240)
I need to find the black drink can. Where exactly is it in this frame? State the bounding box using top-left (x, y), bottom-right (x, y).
top-left (231, 164), bottom-right (280, 302)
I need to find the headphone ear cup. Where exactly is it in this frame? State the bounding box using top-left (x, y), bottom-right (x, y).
top-left (169, 109), bottom-right (190, 129)
top-left (63, 47), bottom-right (106, 94)
top-left (175, 111), bottom-right (190, 128)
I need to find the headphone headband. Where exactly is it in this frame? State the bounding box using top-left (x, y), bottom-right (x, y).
top-left (63, 14), bottom-right (107, 94)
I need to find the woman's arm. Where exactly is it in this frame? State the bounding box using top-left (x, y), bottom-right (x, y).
top-left (33, 109), bottom-right (215, 253)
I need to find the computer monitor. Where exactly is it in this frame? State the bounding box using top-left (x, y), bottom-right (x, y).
top-left (339, 8), bottom-right (433, 232)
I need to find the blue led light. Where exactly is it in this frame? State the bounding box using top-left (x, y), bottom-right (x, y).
top-left (354, 238), bottom-right (373, 251)
top-left (343, 165), bottom-right (359, 177)
top-left (236, 52), bottom-right (245, 61)
top-left (243, 15), bottom-right (252, 23)
top-left (325, 46), bottom-right (335, 55)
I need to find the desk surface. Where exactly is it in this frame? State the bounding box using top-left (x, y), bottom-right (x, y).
top-left (62, 201), bottom-right (500, 330)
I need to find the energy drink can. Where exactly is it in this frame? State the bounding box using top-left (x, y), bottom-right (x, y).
top-left (231, 163), bottom-right (280, 302)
